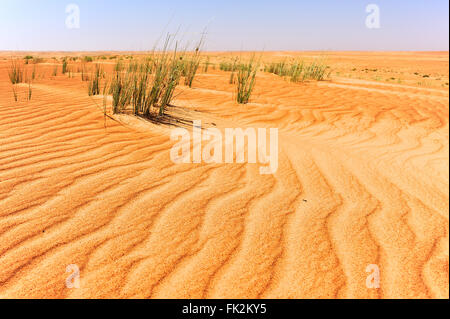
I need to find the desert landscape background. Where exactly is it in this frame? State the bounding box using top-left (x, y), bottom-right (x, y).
top-left (0, 51), bottom-right (448, 299)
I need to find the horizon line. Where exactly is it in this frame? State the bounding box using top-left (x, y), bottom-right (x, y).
top-left (1, 49), bottom-right (449, 53)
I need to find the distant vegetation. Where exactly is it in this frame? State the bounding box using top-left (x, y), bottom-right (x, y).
top-left (62, 58), bottom-right (68, 74)
top-left (264, 59), bottom-right (330, 82)
top-left (24, 56), bottom-right (33, 64)
top-left (8, 59), bottom-right (34, 102)
top-left (7, 46), bottom-right (347, 119)
top-left (32, 57), bottom-right (44, 64)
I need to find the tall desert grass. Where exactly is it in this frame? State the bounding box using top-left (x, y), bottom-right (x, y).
top-left (8, 59), bottom-right (24, 84)
top-left (62, 58), bottom-right (68, 74)
top-left (88, 64), bottom-right (102, 96)
top-left (107, 36), bottom-right (184, 116)
top-left (203, 56), bottom-right (210, 73)
top-left (183, 38), bottom-right (204, 87)
top-left (220, 58), bottom-right (251, 85)
top-left (27, 79), bottom-right (32, 101)
top-left (81, 64), bottom-right (90, 81)
top-left (32, 65), bottom-right (37, 80)
top-left (110, 69), bottom-right (133, 114)
top-left (8, 59), bottom-right (24, 102)
top-left (103, 79), bottom-right (109, 119)
top-left (236, 55), bottom-right (258, 104)
top-left (32, 57), bottom-right (44, 64)
top-left (300, 60), bottom-right (329, 81)
top-left (265, 59), bottom-right (330, 82)
top-left (220, 60), bottom-right (236, 72)
top-left (90, 34), bottom-right (206, 117)
top-left (229, 58), bottom-right (239, 84)
top-left (158, 51), bottom-right (182, 115)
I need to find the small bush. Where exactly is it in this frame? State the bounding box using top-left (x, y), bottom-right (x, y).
top-left (24, 55), bottom-right (33, 64)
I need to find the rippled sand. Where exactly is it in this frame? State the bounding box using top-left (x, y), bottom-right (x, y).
top-left (0, 52), bottom-right (448, 298)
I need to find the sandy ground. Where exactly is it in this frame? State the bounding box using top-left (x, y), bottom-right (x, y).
top-left (0, 52), bottom-right (448, 299)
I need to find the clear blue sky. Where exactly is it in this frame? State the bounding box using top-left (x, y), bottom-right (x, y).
top-left (0, 0), bottom-right (448, 51)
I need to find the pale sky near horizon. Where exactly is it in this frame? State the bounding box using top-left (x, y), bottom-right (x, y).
top-left (0, 0), bottom-right (448, 51)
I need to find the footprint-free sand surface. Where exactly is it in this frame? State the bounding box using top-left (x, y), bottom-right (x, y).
top-left (0, 52), bottom-right (448, 299)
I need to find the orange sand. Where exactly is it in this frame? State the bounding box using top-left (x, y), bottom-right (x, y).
top-left (0, 52), bottom-right (448, 299)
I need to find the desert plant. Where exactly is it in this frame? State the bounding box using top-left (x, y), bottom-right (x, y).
top-left (236, 55), bottom-right (258, 104)
top-left (183, 37), bottom-right (204, 87)
top-left (220, 59), bottom-right (238, 72)
top-left (184, 55), bottom-right (200, 87)
top-left (264, 59), bottom-right (291, 77)
top-left (24, 55), bottom-right (33, 64)
top-left (264, 59), bottom-right (330, 82)
top-left (159, 53), bottom-right (182, 115)
top-left (110, 40), bottom-right (181, 116)
top-left (62, 59), bottom-right (68, 74)
top-left (130, 71), bottom-right (150, 115)
top-left (27, 80), bottom-right (32, 101)
top-left (204, 56), bottom-right (210, 73)
top-left (114, 60), bottom-right (123, 72)
top-left (88, 64), bottom-right (102, 96)
top-left (102, 79), bottom-right (109, 119)
top-left (97, 35), bottom-right (204, 118)
top-left (110, 66), bottom-right (133, 113)
top-left (32, 57), bottom-right (44, 64)
top-left (140, 37), bottom-right (184, 116)
top-left (290, 61), bottom-right (304, 82)
top-left (183, 57), bottom-right (199, 87)
top-left (301, 61), bottom-right (328, 81)
top-left (81, 64), bottom-right (90, 81)
top-left (12, 85), bottom-right (18, 102)
top-left (229, 72), bottom-right (235, 85)
top-left (228, 58), bottom-right (239, 84)
top-left (8, 59), bottom-right (24, 84)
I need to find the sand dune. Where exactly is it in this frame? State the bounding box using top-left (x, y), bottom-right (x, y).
top-left (0, 52), bottom-right (448, 299)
